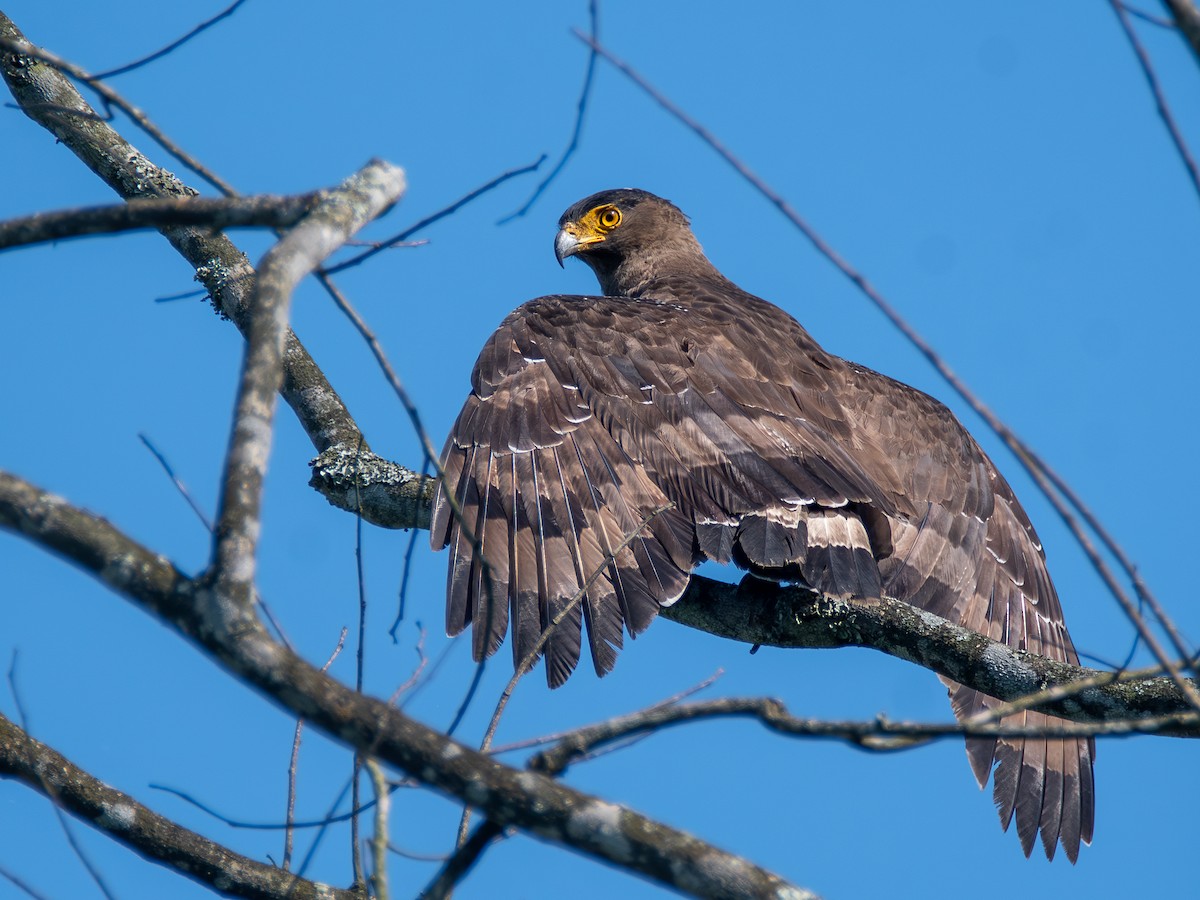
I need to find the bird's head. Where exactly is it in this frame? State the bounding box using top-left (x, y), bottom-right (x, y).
top-left (554, 188), bottom-right (707, 296)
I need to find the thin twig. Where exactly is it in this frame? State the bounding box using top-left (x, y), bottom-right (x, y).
top-left (284, 628), bottom-right (348, 870)
top-left (529, 697), bottom-right (1200, 778)
top-left (390, 457), bottom-right (431, 639)
top-left (1017, 441), bottom-right (1194, 667)
top-left (489, 669), bottom-right (724, 756)
top-left (388, 626), bottom-right (429, 704)
top-left (0, 866), bottom-right (52, 900)
top-left (446, 660), bottom-right (488, 740)
top-left (351, 441), bottom-right (369, 890)
top-left (0, 711), bottom-right (355, 900)
top-left (7, 656), bottom-right (118, 900)
top-left (295, 778), bottom-right (353, 880)
top-left (138, 433), bottom-right (213, 531)
top-left (92, 0), bottom-right (250, 79)
top-left (365, 759), bottom-right (391, 900)
top-left (0, 34), bottom-right (236, 194)
top-left (387, 843), bottom-right (448, 862)
top-left (323, 156), bottom-right (546, 275)
top-left (150, 781), bottom-right (399, 831)
top-left (313, 268), bottom-right (501, 714)
top-left (421, 820), bottom-right (504, 900)
top-left (499, 0), bottom-right (599, 223)
top-left (1109, 0), bottom-right (1200, 200)
top-left (1122, 3), bottom-right (1176, 29)
top-left (397, 634), bottom-right (463, 709)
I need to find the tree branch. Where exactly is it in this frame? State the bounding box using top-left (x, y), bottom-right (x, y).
top-left (0, 469), bottom-right (814, 900)
top-left (528, 697), bottom-right (1196, 779)
top-left (0, 712), bottom-right (358, 900)
top-left (0, 194), bottom-right (321, 251)
top-left (661, 577), bottom-right (1198, 729)
top-left (208, 160), bottom-right (405, 605)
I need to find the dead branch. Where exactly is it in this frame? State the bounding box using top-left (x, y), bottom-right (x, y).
top-left (0, 712), bottom-right (359, 900)
top-left (0, 475), bottom-right (812, 900)
top-left (0, 194), bottom-right (321, 251)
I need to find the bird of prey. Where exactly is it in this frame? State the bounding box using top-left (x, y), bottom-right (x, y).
top-left (430, 188), bottom-right (1094, 861)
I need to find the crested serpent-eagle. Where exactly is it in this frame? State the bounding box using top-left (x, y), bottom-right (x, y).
top-left (430, 188), bottom-right (1094, 861)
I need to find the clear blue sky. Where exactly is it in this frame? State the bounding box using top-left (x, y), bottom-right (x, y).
top-left (3, 2), bottom-right (1198, 897)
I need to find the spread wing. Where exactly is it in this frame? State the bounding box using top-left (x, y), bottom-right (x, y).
top-left (431, 287), bottom-right (1093, 861)
top-left (431, 291), bottom-right (898, 684)
top-left (846, 365), bottom-right (1095, 862)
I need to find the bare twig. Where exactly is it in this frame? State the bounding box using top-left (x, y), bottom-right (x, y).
top-left (351, 444), bottom-right (370, 890)
top-left (387, 843), bottom-right (448, 862)
top-left (390, 492), bottom-right (429, 637)
top-left (0, 866), bottom-right (52, 900)
top-left (138, 433), bottom-right (214, 532)
top-left (490, 670), bottom-right (724, 756)
top-left (314, 260), bottom-right (502, 699)
top-left (153, 780), bottom-right (401, 832)
top-left (1109, 0), bottom-right (1200, 200)
top-left (0, 32), bottom-right (235, 194)
top-left (92, 0), bottom-right (250, 79)
top-left (961, 662), bottom-right (1166, 728)
top-left (7, 658), bottom-right (118, 900)
top-left (284, 628), bottom-right (348, 870)
top-left (365, 759), bottom-right (390, 900)
top-left (388, 627), bottom-right (429, 704)
top-left (529, 696), bottom-right (1199, 777)
top-left (0, 194), bottom-right (318, 251)
top-left (421, 820), bottom-right (504, 900)
top-left (498, 0), bottom-right (599, 222)
top-left (323, 156), bottom-right (547, 275)
top-left (1122, 4), bottom-right (1176, 29)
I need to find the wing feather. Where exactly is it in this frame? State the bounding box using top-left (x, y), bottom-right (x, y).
top-left (432, 287), bottom-right (1093, 860)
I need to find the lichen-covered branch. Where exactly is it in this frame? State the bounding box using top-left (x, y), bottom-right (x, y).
top-left (208, 160), bottom-right (406, 605)
top-left (662, 577), bottom-right (1199, 729)
top-left (0, 712), bottom-right (359, 900)
top-left (308, 445), bottom-right (437, 531)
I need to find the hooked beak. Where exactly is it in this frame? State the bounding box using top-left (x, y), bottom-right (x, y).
top-left (554, 223), bottom-right (605, 267)
top-left (554, 227), bottom-right (579, 267)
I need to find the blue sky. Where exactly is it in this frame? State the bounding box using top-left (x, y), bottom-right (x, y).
top-left (3, 2), bottom-right (1198, 897)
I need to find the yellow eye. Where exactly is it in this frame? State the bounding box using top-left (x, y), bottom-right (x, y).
top-left (597, 207), bottom-right (621, 229)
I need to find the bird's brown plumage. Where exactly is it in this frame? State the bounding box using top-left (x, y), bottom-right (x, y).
top-left (430, 188), bottom-right (1094, 861)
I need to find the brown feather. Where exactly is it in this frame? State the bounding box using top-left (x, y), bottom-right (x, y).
top-left (431, 188), bottom-right (1093, 859)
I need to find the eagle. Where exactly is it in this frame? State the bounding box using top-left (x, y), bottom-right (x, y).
top-left (430, 188), bottom-right (1094, 862)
